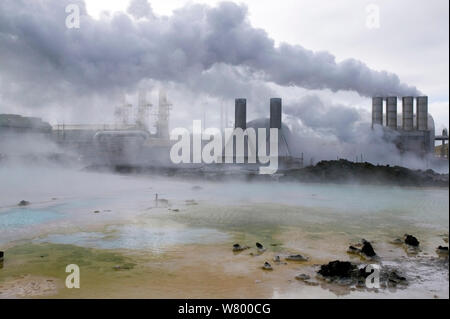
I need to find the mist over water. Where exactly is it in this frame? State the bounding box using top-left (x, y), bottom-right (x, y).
top-left (0, 0), bottom-right (448, 299)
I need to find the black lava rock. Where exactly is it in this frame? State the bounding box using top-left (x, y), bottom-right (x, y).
top-left (361, 240), bottom-right (376, 257)
top-left (262, 262), bottom-right (273, 270)
top-left (232, 243), bottom-right (249, 252)
top-left (318, 260), bottom-right (356, 278)
top-left (357, 265), bottom-right (375, 279)
top-left (388, 271), bottom-right (406, 284)
top-left (18, 200), bottom-right (30, 206)
top-left (404, 234), bottom-right (420, 247)
top-left (0, 251), bottom-right (3, 259)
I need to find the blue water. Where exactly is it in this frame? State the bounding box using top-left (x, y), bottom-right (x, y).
top-left (0, 207), bottom-right (63, 229)
top-left (34, 224), bottom-right (230, 252)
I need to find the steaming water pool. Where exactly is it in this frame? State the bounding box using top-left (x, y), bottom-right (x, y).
top-left (33, 224), bottom-right (230, 252)
top-left (0, 168), bottom-right (448, 298)
top-left (0, 207), bottom-right (63, 228)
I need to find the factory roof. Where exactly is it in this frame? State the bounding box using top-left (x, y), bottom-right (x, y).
top-left (0, 114), bottom-right (52, 132)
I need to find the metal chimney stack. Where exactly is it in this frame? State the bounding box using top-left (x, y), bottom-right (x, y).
top-left (270, 98), bottom-right (282, 129)
top-left (402, 96), bottom-right (414, 131)
top-left (235, 98), bottom-right (247, 129)
top-left (416, 96), bottom-right (428, 131)
top-left (386, 97), bottom-right (398, 130)
top-left (372, 97), bottom-right (383, 127)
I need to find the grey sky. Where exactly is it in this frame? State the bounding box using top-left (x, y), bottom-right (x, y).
top-left (0, 0), bottom-right (448, 135)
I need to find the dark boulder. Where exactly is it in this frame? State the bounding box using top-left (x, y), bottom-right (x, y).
top-left (358, 266), bottom-right (372, 279)
top-left (285, 254), bottom-right (308, 262)
top-left (232, 243), bottom-right (249, 252)
top-left (361, 240), bottom-right (376, 257)
top-left (404, 234), bottom-right (420, 247)
top-left (18, 200), bottom-right (30, 206)
top-left (387, 271), bottom-right (407, 285)
top-left (436, 246), bottom-right (449, 255)
top-left (262, 261), bottom-right (273, 270)
top-left (318, 260), bottom-right (356, 278)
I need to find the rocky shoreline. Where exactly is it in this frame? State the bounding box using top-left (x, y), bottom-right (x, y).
top-left (232, 235), bottom-right (448, 293)
top-left (86, 159), bottom-right (449, 187)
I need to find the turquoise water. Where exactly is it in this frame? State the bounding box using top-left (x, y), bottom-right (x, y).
top-left (34, 224), bottom-right (230, 252)
top-left (0, 207), bottom-right (63, 229)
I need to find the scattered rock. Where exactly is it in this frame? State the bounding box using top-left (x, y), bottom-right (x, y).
top-left (232, 243), bottom-right (249, 252)
top-left (436, 246), bottom-right (449, 255)
top-left (273, 255), bottom-right (281, 263)
top-left (387, 271), bottom-right (407, 285)
top-left (256, 242), bottom-right (266, 252)
top-left (262, 262), bottom-right (273, 271)
top-left (443, 238), bottom-right (449, 244)
top-left (348, 239), bottom-right (376, 259)
top-left (93, 210), bottom-right (100, 214)
top-left (318, 260), bottom-right (356, 278)
top-left (0, 251), bottom-right (3, 261)
top-left (317, 261), bottom-right (408, 289)
top-left (404, 234), bottom-right (420, 247)
top-left (285, 254), bottom-right (309, 262)
top-left (295, 274), bottom-right (311, 281)
top-left (361, 240), bottom-right (376, 257)
top-left (18, 200), bottom-right (30, 206)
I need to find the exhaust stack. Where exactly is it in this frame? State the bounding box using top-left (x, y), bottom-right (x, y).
top-left (416, 96), bottom-right (428, 131)
top-left (402, 97), bottom-right (414, 131)
top-left (372, 97), bottom-right (383, 127)
top-left (270, 98), bottom-right (282, 129)
top-left (386, 97), bottom-right (398, 130)
top-left (234, 98), bottom-right (247, 129)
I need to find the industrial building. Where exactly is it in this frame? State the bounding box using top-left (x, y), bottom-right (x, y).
top-left (223, 97), bottom-right (302, 168)
top-left (0, 114), bottom-right (52, 135)
top-left (51, 88), bottom-right (173, 165)
top-left (371, 96), bottom-right (437, 156)
top-left (2, 92), bottom-right (448, 169)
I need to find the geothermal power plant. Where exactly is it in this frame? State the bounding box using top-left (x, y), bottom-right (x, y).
top-left (0, 92), bottom-right (449, 168)
top-left (371, 96), bottom-right (437, 155)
